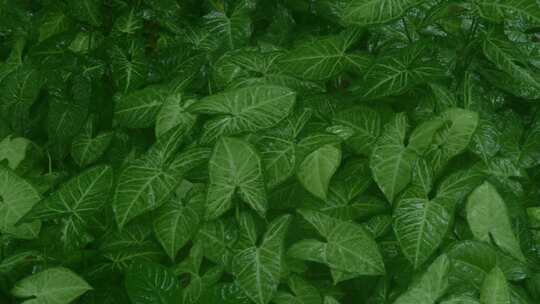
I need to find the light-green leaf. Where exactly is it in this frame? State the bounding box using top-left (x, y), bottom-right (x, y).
top-left (297, 144), bottom-right (342, 200)
top-left (0, 135), bottom-right (31, 169)
top-left (480, 267), bottom-right (511, 304)
top-left (12, 267), bottom-right (92, 304)
top-left (232, 215), bottom-right (291, 304)
top-left (189, 85), bottom-right (296, 143)
top-left (466, 182), bottom-right (526, 262)
top-left (0, 166), bottom-right (41, 239)
top-left (206, 137), bottom-right (267, 220)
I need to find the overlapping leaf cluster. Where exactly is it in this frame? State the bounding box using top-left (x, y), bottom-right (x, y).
top-left (1, 0), bottom-right (540, 303)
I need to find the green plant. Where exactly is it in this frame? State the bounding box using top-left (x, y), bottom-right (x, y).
top-left (1, 0), bottom-right (540, 303)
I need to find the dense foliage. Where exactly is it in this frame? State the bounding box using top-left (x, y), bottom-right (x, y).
top-left (1, 0), bottom-right (540, 303)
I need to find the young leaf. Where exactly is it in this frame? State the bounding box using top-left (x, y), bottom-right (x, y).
top-left (206, 137), bottom-right (267, 220)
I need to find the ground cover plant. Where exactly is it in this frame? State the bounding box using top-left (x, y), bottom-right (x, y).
top-left (1, 0), bottom-right (540, 303)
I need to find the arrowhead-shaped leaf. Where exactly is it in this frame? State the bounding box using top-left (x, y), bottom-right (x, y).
top-left (12, 267), bottom-right (92, 304)
top-left (206, 137), bottom-right (267, 220)
top-left (466, 182), bottom-right (526, 262)
top-left (480, 267), bottom-right (511, 304)
top-left (22, 165), bottom-right (113, 222)
top-left (289, 210), bottom-right (385, 276)
top-left (370, 113), bottom-right (417, 203)
top-left (189, 85), bottom-right (296, 143)
top-left (0, 166), bottom-right (41, 239)
top-left (125, 262), bottom-right (181, 304)
top-left (232, 215), bottom-right (291, 304)
top-left (342, 0), bottom-right (424, 25)
top-left (297, 144), bottom-right (342, 201)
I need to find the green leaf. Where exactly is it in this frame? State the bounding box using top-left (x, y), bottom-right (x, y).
top-left (482, 32), bottom-right (540, 91)
top-left (196, 217), bottom-right (238, 266)
top-left (67, 0), bottom-right (102, 26)
top-left (297, 144), bottom-right (342, 200)
top-left (255, 134), bottom-right (296, 188)
top-left (0, 135), bottom-right (31, 169)
top-left (342, 0), bottom-right (424, 25)
top-left (189, 85), bottom-right (296, 144)
top-left (426, 108), bottom-right (479, 174)
top-left (114, 86), bottom-right (168, 128)
top-left (12, 267), bottom-right (92, 304)
top-left (155, 93), bottom-right (197, 138)
top-left (110, 41), bottom-right (148, 93)
top-left (332, 106), bottom-right (382, 156)
top-left (289, 210), bottom-right (385, 276)
top-left (0, 67), bottom-right (43, 131)
top-left (38, 9), bottom-right (71, 42)
top-left (153, 200), bottom-right (201, 260)
top-left (480, 267), bottom-right (511, 304)
top-left (22, 165), bottom-right (113, 222)
top-left (350, 44), bottom-right (446, 99)
top-left (474, 0), bottom-right (540, 23)
top-left (113, 160), bottom-right (178, 230)
top-left (466, 182), bottom-right (526, 262)
top-left (277, 32), bottom-right (356, 80)
top-left (393, 187), bottom-right (452, 268)
top-left (0, 166), bottom-right (41, 239)
top-left (273, 275), bottom-right (322, 304)
top-left (393, 254), bottom-right (450, 304)
top-left (204, 7), bottom-right (252, 50)
top-left (71, 118), bottom-right (113, 167)
top-left (370, 113), bottom-right (417, 203)
top-left (232, 215), bottom-right (291, 304)
top-left (206, 137), bottom-right (267, 220)
top-left (125, 262), bottom-right (181, 304)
